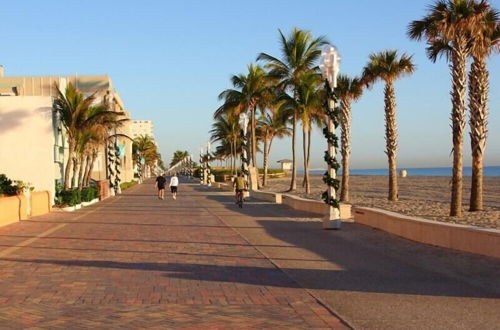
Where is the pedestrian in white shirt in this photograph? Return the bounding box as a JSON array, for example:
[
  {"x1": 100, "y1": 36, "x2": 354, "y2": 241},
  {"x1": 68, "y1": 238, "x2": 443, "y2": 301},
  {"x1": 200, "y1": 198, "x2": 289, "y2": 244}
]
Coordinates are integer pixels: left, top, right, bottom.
[{"x1": 169, "y1": 173, "x2": 179, "y2": 199}]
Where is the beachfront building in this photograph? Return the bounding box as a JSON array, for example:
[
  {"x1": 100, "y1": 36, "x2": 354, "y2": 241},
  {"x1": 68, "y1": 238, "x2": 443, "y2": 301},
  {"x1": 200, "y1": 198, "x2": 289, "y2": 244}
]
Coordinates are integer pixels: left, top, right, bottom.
[
  {"x1": 130, "y1": 120, "x2": 159, "y2": 178},
  {"x1": 130, "y1": 120, "x2": 155, "y2": 140},
  {"x1": 277, "y1": 159, "x2": 293, "y2": 172},
  {"x1": 0, "y1": 66, "x2": 134, "y2": 199}
]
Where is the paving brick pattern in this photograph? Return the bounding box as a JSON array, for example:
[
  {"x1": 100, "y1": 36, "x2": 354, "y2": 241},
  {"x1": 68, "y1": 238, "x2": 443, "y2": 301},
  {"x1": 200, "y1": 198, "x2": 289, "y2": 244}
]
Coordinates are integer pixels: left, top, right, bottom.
[{"x1": 0, "y1": 181, "x2": 346, "y2": 329}]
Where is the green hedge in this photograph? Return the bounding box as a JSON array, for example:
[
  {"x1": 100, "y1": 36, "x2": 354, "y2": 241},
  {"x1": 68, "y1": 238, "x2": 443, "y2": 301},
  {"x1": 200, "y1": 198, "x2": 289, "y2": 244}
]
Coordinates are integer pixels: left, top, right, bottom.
[
  {"x1": 81, "y1": 186, "x2": 98, "y2": 202},
  {"x1": 60, "y1": 189, "x2": 81, "y2": 206},
  {"x1": 120, "y1": 181, "x2": 138, "y2": 191}
]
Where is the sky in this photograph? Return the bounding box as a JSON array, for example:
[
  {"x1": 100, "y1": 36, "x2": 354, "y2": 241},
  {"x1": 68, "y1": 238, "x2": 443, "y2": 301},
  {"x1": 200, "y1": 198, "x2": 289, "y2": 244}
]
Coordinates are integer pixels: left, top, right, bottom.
[{"x1": 2, "y1": 0, "x2": 499, "y2": 170}]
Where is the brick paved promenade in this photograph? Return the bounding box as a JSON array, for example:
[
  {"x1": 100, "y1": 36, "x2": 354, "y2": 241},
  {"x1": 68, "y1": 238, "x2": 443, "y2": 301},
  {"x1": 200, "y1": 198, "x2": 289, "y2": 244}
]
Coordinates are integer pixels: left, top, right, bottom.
[
  {"x1": 0, "y1": 180, "x2": 346, "y2": 329},
  {"x1": 0, "y1": 179, "x2": 499, "y2": 329}
]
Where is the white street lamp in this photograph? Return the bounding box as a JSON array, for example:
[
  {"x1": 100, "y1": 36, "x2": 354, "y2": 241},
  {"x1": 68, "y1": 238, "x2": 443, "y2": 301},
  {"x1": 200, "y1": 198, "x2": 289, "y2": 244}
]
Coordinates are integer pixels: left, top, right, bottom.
[
  {"x1": 239, "y1": 113, "x2": 250, "y2": 197},
  {"x1": 206, "y1": 141, "x2": 212, "y2": 187},
  {"x1": 320, "y1": 44, "x2": 342, "y2": 230},
  {"x1": 200, "y1": 147, "x2": 205, "y2": 185}
]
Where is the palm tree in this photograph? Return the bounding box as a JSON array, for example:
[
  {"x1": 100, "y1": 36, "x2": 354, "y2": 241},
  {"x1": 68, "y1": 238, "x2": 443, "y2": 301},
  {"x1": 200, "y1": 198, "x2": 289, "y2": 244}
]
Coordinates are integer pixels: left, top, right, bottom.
[
  {"x1": 335, "y1": 74, "x2": 364, "y2": 202},
  {"x1": 170, "y1": 150, "x2": 189, "y2": 168},
  {"x1": 53, "y1": 82, "x2": 125, "y2": 190},
  {"x1": 468, "y1": 11, "x2": 499, "y2": 211},
  {"x1": 133, "y1": 135, "x2": 157, "y2": 179},
  {"x1": 296, "y1": 73, "x2": 324, "y2": 194},
  {"x1": 215, "y1": 64, "x2": 269, "y2": 169},
  {"x1": 408, "y1": 0, "x2": 491, "y2": 216},
  {"x1": 257, "y1": 28, "x2": 328, "y2": 191},
  {"x1": 210, "y1": 114, "x2": 241, "y2": 174},
  {"x1": 258, "y1": 109, "x2": 291, "y2": 186},
  {"x1": 362, "y1": 50, "x2": 415, "y2": 201}
]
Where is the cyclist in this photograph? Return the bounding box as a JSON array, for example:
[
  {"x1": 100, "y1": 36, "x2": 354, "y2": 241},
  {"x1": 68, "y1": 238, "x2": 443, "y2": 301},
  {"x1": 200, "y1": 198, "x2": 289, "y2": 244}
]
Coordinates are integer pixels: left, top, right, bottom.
[{"x1": 233, "y1": 172, "x2": 248, "y2": 206}]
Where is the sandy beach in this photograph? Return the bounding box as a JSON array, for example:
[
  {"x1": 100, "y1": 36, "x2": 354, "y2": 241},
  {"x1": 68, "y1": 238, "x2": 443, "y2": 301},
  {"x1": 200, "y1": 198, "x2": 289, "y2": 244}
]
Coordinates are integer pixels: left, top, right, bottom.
[{"x1": 261, "y1": 175, "x2": 500, "y2": 229}]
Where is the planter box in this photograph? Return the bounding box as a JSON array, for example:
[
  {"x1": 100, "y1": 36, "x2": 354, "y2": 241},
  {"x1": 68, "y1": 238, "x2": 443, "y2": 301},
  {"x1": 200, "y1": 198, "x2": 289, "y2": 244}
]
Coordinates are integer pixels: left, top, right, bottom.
[
  {"x1": 81, "y1": 201, "x2": 92, "y2": 207},
  {"x1": 74, "y1": 204, "x2": 82, "y2": 210},
  {"x1": 0, "y1": 195, "x2": 27, "y2": 226},
  {"x1": 30, "y1": 191, "x2": 51, "y2": 216}
]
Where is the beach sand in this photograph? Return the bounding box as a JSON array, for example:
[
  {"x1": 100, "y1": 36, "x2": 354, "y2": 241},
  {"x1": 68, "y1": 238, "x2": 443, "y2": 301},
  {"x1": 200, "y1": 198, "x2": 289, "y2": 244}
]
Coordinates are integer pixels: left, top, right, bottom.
[{"x1": 261, "y1": 175, "x2": 500, "y2": 229}]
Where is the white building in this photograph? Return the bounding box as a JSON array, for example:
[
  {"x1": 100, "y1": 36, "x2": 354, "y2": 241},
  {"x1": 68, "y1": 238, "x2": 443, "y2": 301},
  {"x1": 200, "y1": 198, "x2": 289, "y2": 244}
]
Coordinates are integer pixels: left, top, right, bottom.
[{"x1": 130, "y1": 120, "x2": 155, "y2": 140}]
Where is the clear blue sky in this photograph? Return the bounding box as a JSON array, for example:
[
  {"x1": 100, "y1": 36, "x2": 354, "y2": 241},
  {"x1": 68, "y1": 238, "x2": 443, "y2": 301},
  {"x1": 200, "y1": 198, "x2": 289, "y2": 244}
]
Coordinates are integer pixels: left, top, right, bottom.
[{"x1": 2, "y1": 0, "x2": 499, "y2": 169}]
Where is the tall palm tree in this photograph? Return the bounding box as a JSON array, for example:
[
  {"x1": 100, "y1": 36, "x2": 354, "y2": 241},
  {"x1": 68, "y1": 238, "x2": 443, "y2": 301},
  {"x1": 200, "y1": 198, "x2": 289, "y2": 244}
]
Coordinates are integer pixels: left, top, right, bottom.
[
  {"x1": 133, "y1": 135, "x2": 157, "y2": 179},
  {"x1": 210, "y1": 114, "x2": 241, "y2": 174},
  {"x1": 408, "y1": 0, "x2": 491, "y2": 216},
  {"x1": 215, "y1": 64, "x2": 269, "y2": 169},
  {"x1": 362, "y1": 50, "x2": 415, "y2": 201},
  {"x1": 468, "y1": 12, "x2": 499, "y2": 211},
  {"x1": 258, "y1": 109, "x2": 291, "y2": 186},
  {"x1": 296, "y1": 73, "x2": 324, "y2": 194},
  {"x1": 257, "y1": 28, "x2": 328, "y2": 191},
  {"x1": 335, "y1": 74, "x2": 364, "y2": 202},
  {"x1": 54, "y1": 82, "x2": 124, "y2": 190},
  {"x1": 170, "y1": 150, "x2": 189, "y2": 168}
]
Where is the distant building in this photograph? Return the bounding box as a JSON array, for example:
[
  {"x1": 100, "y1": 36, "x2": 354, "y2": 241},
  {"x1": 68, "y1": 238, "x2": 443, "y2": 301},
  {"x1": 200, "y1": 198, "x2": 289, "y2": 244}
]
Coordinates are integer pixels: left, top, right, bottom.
[
  {"x1": 130, "y1": 120, "x2": 155, "y2": 140},
  {"x1": 277, "y1": 159, "x2": 293, "y2": 171}
]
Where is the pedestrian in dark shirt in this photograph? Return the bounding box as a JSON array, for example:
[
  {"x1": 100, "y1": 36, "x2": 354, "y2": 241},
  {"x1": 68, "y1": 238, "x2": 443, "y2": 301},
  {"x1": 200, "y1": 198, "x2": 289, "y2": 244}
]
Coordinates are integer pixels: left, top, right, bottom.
[{"x1": 155, "y1": 174, "x2": 167, "y2": 200}]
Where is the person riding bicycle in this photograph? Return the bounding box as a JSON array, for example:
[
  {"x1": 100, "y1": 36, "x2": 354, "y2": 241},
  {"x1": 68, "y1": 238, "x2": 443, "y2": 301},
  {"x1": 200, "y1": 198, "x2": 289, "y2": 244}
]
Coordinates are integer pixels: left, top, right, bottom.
[{"x1": 233, "y1": 172, "x2": 248, "y2": 204}]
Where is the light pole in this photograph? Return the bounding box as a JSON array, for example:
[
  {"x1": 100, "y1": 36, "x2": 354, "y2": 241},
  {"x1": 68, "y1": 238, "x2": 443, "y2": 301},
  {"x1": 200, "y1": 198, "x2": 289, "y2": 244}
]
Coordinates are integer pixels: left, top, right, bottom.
[
  {"x1": 206, "y1": 141, "x2": 212, "y2": 187},
  {"x1": 239, "y1": 113, "x2": 250, "y2": 198},
  {"x1": 199, "y1": 147, "x2": 204, "y2": 185},
  {"x1": 320, "y1": 44, "x2": 342, "y2": 230}
]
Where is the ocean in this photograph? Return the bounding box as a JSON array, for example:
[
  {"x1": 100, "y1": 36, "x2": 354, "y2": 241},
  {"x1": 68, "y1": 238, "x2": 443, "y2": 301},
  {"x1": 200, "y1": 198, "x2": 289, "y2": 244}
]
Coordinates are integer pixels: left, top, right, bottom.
[{"x1": 302, "y1": 166, "x2": 500, "y2": 177}]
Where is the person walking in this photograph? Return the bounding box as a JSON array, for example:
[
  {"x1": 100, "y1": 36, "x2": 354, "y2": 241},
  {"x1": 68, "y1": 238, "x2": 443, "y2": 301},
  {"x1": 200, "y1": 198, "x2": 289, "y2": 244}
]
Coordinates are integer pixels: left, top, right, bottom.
[
  {"x1": 155, "y1": 173, "x2": 167, "y2": 200},
  {"x1": 169, "y1": 173, "x2": 179, "y2": 199}
]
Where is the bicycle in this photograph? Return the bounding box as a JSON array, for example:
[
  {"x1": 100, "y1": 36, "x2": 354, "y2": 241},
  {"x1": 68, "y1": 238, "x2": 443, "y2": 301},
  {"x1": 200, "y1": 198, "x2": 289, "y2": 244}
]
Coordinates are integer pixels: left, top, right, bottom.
[{"x1": 236, "y1": 189, "x2": 244, "y2": 208}]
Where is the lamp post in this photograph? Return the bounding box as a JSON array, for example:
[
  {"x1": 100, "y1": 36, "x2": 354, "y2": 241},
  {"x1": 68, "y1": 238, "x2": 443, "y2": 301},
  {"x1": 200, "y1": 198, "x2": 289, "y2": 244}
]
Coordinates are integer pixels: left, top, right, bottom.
[
  {"x1": 239, "y1": 113, "x2": 250, "y2": 198},
  {"x1": 188, "y1": 155, "x2": 192, "y2": 178},
  {"x1": 199, "y1": 147, "x2": 204, "y2": 185},
  {"x1": 320, "y1": 44, "x2": 342, "y2": 230},
  {"x1": 206, "y1": 141, "x2": 212, "y2": 187}
]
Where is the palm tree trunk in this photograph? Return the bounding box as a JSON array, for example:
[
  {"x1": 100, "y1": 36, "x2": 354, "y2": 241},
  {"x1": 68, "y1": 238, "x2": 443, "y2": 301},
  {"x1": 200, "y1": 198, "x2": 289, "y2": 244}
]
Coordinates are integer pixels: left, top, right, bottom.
[
  {"x1": 384, "y1": 82, "x2": 398, "y2": 201},
  {"x1": 468, "y1": 56, "x2": 488, "y2": 211},
  {"x1": 251, "y1": 106, "x2": 257, "y2": 167},
  {"x1": 77, "y1": 154, "x2": 85, "y2": 190},
  {"x1": 71, "y1": 156, "x2": 79, "y2": 189},
  {"x1": 450, "y1": 40, "x2": 468, "y2": 217},
  {"x1": 86, "y1": 152, "x2": 98, "y2": 186},
  {"x1": 263, "y1": 134, "x2": 269, "y2": 187},
  {"x1": 340, "y1": 99, "x2": 352, "y2": 202},
  {"x1": 289, "y1": 110, "x2": 297, "y2": 191},
  {"x1": 82, "y1": 154, "x2": 91, "y2": 187},
  {"x1": 63, "y1": 139, "x2": 75, "y2": 190},
  {"x1": 302, "y1": 127, "x2": 310, "y2": 194}
]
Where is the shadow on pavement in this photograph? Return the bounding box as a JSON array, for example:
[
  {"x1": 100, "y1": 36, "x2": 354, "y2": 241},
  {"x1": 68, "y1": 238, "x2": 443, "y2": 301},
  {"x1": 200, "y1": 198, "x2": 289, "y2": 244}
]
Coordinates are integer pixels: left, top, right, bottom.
[{"x1": 192, "y1": 183, "x2": 500, "y2": 300}]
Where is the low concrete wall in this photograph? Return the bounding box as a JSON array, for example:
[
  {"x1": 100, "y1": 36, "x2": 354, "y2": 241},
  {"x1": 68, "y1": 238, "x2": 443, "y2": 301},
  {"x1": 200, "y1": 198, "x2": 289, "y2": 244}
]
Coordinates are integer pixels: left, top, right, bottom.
[
  {"x1": 281, "y1": 194, "x2": 351, "y2": 220},
  {"x1": 210, "y1": 184, "x2": 351, "y2": 220},
  {"x1": 353, "y1": 206, "x2": 500, "y2": 259},
  {"x1": 0, "y1": 195, "x2": 26, "y2": 226},
  {"x1": 251, "y1": 190, "x2": 282, "y2": 204},
  {"x1": 31, "y1": 191, "x2": 52, "y2": 216}
]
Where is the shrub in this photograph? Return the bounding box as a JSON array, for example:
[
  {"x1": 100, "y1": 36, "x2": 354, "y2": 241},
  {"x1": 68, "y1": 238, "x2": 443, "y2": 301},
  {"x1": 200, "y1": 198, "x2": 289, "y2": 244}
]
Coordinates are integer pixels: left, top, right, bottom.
[
  {"x1": 60, "y1": 189, "x2": 81, "y2": 206},
  {"x1": 0, "y1": 174, "x2": 32, "y2": 195},
  {"x1": 81, "y1": 187, "x2": 94, "y2": 202},
  {"x1": 258, "y1": 168, "x2": 284, "y2": 174},
  {"x1": 120, "y1": 181, "x2": 137, "y2": 191}
]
